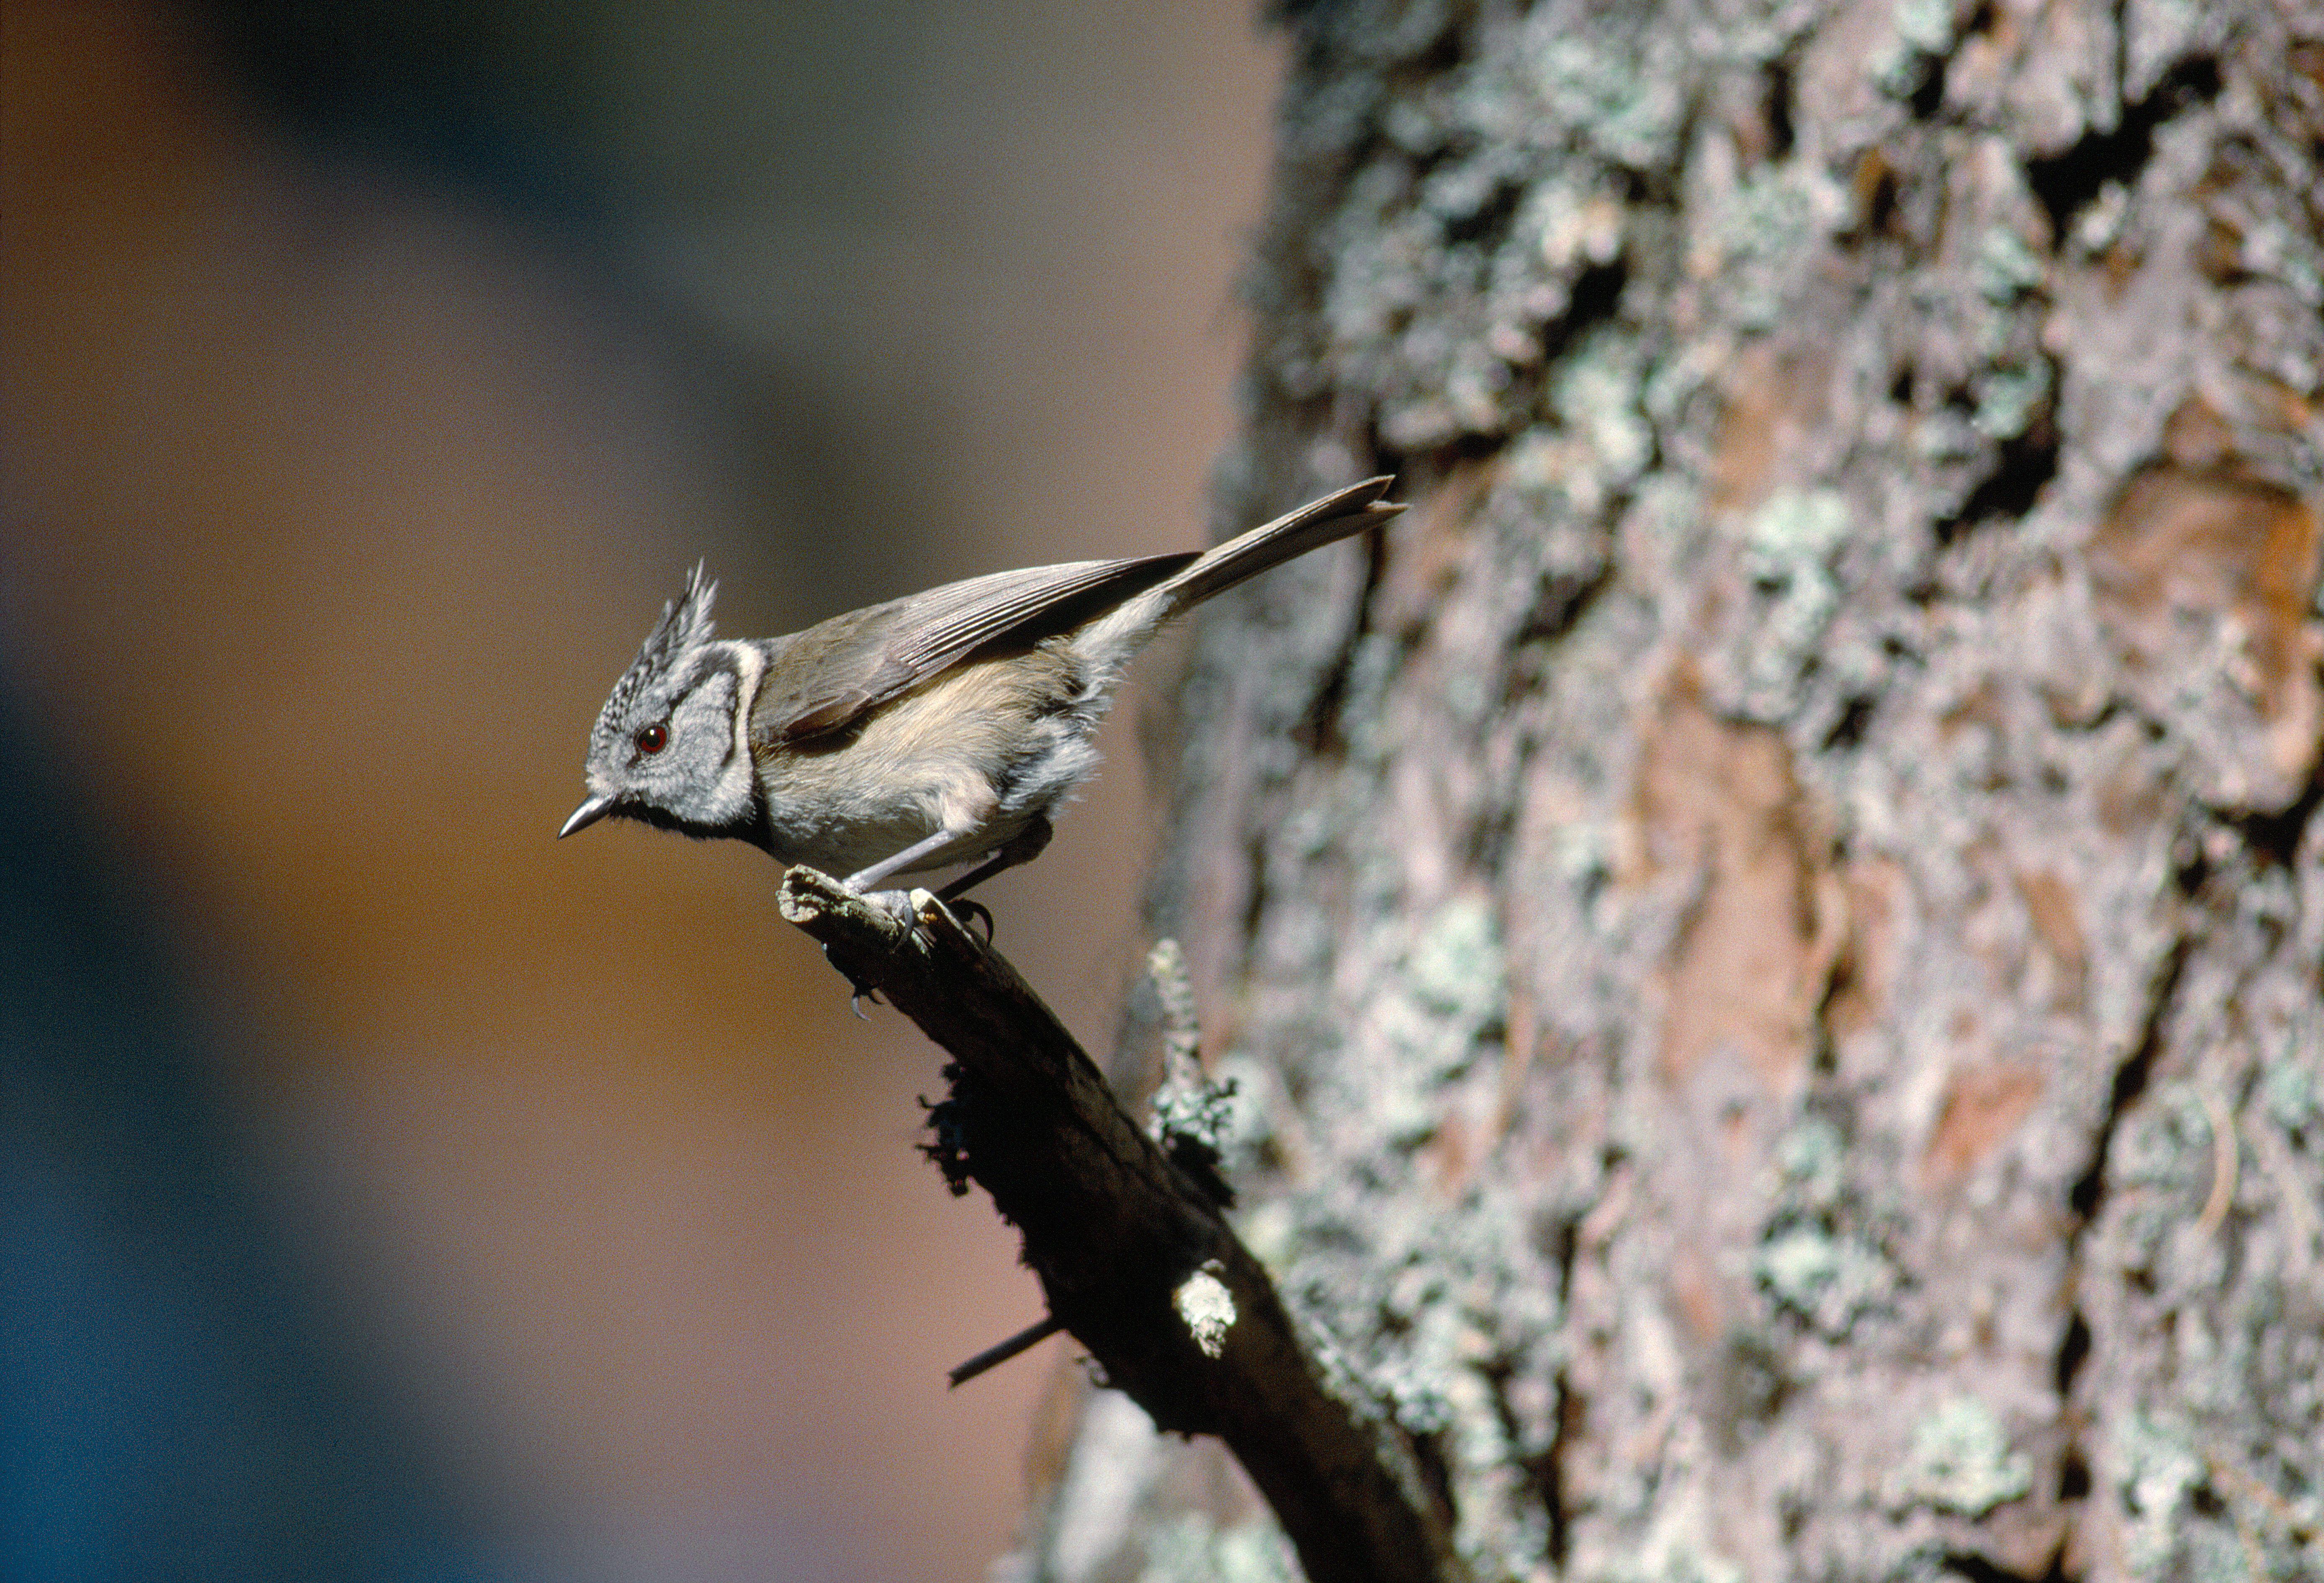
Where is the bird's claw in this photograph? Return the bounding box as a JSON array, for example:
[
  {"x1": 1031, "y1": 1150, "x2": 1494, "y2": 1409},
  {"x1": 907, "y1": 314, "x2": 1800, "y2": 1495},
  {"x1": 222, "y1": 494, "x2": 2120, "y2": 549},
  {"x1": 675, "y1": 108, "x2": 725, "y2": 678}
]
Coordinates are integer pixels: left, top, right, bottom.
[
  {"x1": 949, "y1": 897, "x2": 996, "y2": 944},
  {"x1": 822, "y1": 943, "x2": 885, "y2": 1017}
]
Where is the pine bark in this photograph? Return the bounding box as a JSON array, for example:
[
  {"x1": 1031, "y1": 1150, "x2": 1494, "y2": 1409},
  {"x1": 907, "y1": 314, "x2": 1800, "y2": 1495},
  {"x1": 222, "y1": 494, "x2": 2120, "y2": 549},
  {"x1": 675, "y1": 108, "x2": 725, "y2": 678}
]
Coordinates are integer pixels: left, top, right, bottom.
[{"x1": 1011, "y1": 3, "x2": 2324, "y2": 1579}]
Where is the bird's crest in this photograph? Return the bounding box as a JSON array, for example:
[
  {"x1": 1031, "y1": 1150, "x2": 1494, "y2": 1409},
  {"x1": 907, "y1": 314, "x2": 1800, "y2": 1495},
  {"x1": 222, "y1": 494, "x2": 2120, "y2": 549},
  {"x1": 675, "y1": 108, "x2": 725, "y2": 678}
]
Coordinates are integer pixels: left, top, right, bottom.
[{"x1": 589, "y1": 563, "x2": 717, "y2": 759}]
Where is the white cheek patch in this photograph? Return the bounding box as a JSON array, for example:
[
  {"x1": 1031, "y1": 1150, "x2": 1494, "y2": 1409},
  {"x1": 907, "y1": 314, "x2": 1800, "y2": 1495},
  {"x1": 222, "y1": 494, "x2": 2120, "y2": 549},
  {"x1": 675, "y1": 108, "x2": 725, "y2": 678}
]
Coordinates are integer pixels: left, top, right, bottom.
[
  {"x1": 728, "y1": 645, "x2": 764, "y2": 766},
  {"x1": 698, "y1": 644, "x2": 767, "y2": 825}
]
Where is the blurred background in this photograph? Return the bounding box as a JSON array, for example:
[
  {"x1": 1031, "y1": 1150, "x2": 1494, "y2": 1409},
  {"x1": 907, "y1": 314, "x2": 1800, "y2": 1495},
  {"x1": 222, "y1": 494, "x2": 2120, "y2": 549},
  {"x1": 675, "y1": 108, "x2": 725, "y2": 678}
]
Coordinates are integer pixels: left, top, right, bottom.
[{"x1": 2, "y1": 1, "x2": 1279, "y2": 1577}]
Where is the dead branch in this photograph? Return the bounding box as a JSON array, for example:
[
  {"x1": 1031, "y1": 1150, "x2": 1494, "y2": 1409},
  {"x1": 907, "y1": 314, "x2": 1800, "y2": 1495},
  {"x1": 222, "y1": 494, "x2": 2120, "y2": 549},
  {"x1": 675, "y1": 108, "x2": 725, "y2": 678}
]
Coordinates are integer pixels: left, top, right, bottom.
[{"x1": 776, "y1": 868, "x2": 1467, "y2": 1583}]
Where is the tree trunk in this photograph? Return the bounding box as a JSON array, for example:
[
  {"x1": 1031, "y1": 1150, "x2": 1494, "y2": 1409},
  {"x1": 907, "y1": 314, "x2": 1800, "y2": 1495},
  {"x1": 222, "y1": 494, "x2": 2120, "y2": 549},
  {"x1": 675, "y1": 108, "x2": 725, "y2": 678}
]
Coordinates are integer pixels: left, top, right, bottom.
[{"x1": 1007, "y1": 3, "x2": 2324, "y2": 1579}]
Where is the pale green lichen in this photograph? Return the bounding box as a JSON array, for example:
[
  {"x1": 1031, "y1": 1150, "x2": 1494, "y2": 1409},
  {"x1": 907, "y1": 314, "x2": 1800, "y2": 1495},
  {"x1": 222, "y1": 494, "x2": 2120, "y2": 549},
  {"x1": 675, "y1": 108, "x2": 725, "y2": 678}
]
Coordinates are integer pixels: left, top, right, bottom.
[
  {"x1": 1444, "y1": 654, "x2": 1498, "y2": 727},
  {"x1": 1549, "y1": 815, "x2": 1615, "y2": 888},
  {"x1": 1525, "y1": 30, "x2": 1687, "y2": 171},
  {"x1": 1744, "y1": 487, "x2": 1852, "y2": 573},
  {"x1": 1277, "y1": 800, "x2": 1339, "y2": 862},
  {"x1": 1876, "y1": 0, "x2": 1958, "y2": 97},
  {"x1": 1975, "y1": 225, "x2": 2047, "y2": 304},
  {"x1": 2103, "y1": 1083, "x2": 2221, "y2": 1260},
  {"x1": 1892, "y1": 0, "x2": 1956, "y2": 54},
  {"x1": 1736, "y1": 487, "x2": 1853, "y2": 715},
  {"x1": 1146, "y1": 938, "x2": 1200, "y2": 1068},
  {"x1": 1912, "y1": 407, "x2": 1983, "y2": 463},
  {"x1": 2070, "y1": 180, "x2": 2131, "y2": 255},
  {"x1": 1531, "y1": 180, "x2": 1626, "y2": 274},
  {"x1": 1280, "y1": 1170, "x2": 1568, "y2": 1579},
  {"x1": 1233, "y1": 1196, "x2": 1297, "y2": 1275},
  {"x1": 1704, "y1": 167, "x2": 1843, "y2": 329},
  {"x1": 1970, "y1": 361, "x2": 2051, "y2": 441},
  {"x1": 1173, "y1": 1263, "x2": 1236, "y2": 1358},
  {"x1": 2124, "y1": 0, "x2": 2223, "y2": 98},
  {"x1": 1139, "y1": 1512, "x2": 1300, "y2": 1583},
  {"x1": 1771, "y1": 1115, "x2": 1849, "y2": 1212},
  {"x1": 1309, "y1": 4, "x2": 1689, "y2": 453},
  {"x1": 1343, "y1": 894, "x2": 1510, "y2": 1127},
  {"x1": 1553, "y1": 331, "x2": 1654, "y2": 492},
  {"x1": 1407, "y1": 895, "x2": 1508, "y2": 1029},
  {"x1": 2110, "y1": 1410, "x2": 2208, "y2": 1577},
  {"x1": 1754, "y1": 1226, "x2": 1895, "y2": 1338},
  {"x1": 1436, "y1": 1357, "x2": 1554, "y2": 1570},
  {"x1": 1590, "y1": 1485, "x2": 1747, "y2": 1583},
  {"x1": 2239, "y1": 216, "x2": 2324, "y2": 305},
  {"x1": 1145, "y1": 937, "x2": 1244, "y2": 1161},
  {"x1": 1886, "y1": 1396, "x2": 2033, "y2": 1517},
  {"x1": 2260, "y1": 1055, "x2": 2319, "y2": 1134},
  {"x1": 2118, "y1": 1082, "x2": 2219, "y2": 1193}
]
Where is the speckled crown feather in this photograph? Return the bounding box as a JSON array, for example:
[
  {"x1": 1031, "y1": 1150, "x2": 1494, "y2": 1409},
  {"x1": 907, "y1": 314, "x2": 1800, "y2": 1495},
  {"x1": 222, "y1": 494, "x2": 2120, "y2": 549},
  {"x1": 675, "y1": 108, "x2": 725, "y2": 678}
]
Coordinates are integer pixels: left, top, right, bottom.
[{"x1": 589, "y1": 563, "x2": 716, "y2": 760}]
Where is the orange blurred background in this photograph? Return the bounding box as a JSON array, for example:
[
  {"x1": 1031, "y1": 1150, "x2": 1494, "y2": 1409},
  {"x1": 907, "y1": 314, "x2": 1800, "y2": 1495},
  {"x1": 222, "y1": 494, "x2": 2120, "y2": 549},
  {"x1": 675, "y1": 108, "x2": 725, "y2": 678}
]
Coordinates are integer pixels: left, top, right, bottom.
[{"x1": 2, "y1": 1, "x2": 1277, "y2": 1575}]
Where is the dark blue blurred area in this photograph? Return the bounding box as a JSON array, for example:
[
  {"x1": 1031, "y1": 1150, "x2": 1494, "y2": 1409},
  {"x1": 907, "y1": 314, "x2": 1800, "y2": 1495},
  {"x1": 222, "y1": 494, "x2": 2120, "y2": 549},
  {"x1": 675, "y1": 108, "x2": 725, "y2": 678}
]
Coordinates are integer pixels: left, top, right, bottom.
[
  {"x1": 197, "y1": 0, "x2": 607, "y2": 230},
  {"x1": 5, "y1": 0, "x2": 1277, "y2": 1573},
  {"x1": 0, "y1": 690, "x2": 485, "y2": 1581},
  {"x1": 5, "y1": 7, "x2": 579, "y2": 1570}
]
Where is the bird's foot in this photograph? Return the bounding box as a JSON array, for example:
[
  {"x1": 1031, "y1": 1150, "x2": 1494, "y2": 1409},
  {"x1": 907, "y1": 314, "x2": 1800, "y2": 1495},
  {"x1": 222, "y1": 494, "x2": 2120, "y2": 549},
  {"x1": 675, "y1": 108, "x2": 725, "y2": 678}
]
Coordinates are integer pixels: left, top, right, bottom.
[{"x1": 852, "y1": 887, "x2": 919, "y2": 925}]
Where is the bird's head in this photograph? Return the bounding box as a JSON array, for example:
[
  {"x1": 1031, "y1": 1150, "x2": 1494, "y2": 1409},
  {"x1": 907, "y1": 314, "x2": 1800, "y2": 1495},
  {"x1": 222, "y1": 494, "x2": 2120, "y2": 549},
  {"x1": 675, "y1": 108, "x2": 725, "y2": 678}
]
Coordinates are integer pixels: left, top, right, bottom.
[{"x1": 561, "y1": 565, "x2": 764, "y2": 843}]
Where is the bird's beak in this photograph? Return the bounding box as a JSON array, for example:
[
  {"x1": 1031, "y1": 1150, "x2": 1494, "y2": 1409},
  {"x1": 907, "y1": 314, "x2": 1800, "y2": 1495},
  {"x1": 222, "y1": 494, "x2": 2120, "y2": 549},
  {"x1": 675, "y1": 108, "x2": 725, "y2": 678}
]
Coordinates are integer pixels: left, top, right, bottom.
[{"x1": 558, "y1": 792, "x2": 618, "y2": 839}]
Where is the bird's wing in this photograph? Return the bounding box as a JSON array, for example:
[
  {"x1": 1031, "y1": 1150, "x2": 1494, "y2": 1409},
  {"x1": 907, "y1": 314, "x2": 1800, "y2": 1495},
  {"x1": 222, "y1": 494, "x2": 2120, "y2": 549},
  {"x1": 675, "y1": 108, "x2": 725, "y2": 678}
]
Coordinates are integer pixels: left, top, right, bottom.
[{"x1": 751, "y1": 552, "x2": 1196, "y2": 744}]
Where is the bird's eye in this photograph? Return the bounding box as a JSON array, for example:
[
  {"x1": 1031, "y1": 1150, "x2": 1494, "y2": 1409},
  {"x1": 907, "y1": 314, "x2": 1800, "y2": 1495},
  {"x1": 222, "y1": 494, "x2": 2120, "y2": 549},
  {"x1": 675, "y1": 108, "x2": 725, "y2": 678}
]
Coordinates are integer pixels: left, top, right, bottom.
[{"x1": 636, "y1": 724, "x2": 669, "y2": 755}]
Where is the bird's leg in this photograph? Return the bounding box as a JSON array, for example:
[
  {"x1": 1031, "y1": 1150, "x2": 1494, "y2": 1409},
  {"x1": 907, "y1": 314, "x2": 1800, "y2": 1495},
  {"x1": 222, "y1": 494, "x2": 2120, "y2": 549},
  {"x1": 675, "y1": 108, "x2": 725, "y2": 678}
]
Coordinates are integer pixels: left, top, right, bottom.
[
  {"x1": 843, "y1": 828, "x2": 963, "y2": 894},
  {"x1": 937, "y1": 814, "x2": 1054, "y2": 902},
  {"x1": 835, "y1": 814, "x2": 1052, "y2": 938}
]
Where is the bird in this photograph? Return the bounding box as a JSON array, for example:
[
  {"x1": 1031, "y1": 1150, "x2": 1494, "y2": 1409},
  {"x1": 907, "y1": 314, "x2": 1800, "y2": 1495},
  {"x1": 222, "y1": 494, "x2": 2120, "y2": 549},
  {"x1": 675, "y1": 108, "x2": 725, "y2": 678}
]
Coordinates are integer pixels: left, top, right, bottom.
[{"x1": 558, "y1": 476, "x2": 1403, "y2": 907}]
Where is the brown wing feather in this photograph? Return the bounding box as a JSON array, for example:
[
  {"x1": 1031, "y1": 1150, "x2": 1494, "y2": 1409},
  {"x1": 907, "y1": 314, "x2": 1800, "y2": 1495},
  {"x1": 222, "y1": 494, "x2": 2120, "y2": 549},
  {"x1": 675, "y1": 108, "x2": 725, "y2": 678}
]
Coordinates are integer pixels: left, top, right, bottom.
[{"x1": 751, "y1": 552, "x2": 1196, "y2": 745}]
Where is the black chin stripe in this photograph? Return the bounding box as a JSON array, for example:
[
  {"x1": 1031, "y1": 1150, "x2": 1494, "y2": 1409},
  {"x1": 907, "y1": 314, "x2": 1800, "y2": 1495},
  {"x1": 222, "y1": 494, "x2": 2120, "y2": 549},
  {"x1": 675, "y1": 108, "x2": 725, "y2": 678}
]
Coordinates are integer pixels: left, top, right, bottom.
[{"x1": 619, "y1": 797, "x2": 761, "y2": 846}]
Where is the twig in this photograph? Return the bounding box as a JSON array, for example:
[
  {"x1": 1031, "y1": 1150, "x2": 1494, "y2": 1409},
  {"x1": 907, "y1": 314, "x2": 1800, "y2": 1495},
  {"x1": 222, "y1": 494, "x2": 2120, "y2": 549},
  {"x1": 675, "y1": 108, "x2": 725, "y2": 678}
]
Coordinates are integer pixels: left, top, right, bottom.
[
  {"x1": 777, "y1": 869, "x2": 1470, "y2": 1583},
  {"x1": 949, "y1": 1315, "x2": 1066, "y2": 1387},
  {"x1": 2195, "y1": 1089, "x2": 2238, "y2": 1241}
]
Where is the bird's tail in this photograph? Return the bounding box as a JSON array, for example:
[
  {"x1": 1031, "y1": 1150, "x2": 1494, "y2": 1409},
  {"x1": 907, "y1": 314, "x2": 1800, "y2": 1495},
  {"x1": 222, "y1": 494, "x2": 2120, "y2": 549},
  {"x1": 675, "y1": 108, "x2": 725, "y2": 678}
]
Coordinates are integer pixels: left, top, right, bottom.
[
  {"x1": 1068, "y1": 476, "x2": 1404, "y2": 674},
  {"x1": 1156, "y1": 475, "x2": 1403, "y2": 617}
]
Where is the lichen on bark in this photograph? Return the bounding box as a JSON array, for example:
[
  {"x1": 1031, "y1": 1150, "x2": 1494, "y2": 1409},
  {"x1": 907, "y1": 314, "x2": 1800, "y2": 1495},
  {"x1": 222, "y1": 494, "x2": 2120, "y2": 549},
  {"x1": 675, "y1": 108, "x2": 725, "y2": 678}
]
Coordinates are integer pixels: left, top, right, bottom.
[{"x1": 1006, "y1": 3, "x2": 2324, "y2": 1580}]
